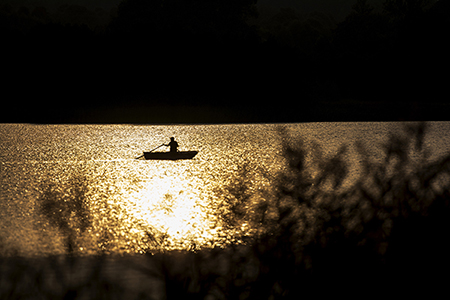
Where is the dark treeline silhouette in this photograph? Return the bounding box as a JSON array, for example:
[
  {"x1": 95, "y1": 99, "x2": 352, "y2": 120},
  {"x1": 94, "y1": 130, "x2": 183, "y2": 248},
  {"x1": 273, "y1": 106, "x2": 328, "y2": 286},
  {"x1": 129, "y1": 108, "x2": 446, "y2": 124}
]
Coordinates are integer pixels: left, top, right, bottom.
[{"x1": 2, "y1": 0, "x2": 449, "y2": 123}]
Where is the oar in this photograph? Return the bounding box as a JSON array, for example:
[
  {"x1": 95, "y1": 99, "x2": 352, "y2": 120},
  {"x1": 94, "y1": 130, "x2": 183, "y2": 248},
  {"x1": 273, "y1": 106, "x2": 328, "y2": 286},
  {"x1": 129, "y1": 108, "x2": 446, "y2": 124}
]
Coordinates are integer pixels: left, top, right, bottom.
[
  {"x1": 135, "y1": 143, "x2": 165, "y2": 159},
  {"x1": 149, "y1": 143, "x2": 166, "y2": 152}
]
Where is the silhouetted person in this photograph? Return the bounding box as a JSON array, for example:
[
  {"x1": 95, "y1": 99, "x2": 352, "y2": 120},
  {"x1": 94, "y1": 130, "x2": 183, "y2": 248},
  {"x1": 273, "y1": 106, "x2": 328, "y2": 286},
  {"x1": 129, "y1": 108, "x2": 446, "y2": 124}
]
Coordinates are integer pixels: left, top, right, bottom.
[{"x1": 166, "y1": 137, "x2": 179, "y2": 153}]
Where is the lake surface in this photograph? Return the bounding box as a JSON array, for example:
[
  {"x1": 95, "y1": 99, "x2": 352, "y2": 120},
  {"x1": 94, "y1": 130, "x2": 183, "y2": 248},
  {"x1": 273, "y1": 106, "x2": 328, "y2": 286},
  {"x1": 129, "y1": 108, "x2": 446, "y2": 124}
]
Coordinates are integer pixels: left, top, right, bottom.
[{"x1": 1, "y1": 122, "x2": 450, "y2": 256}]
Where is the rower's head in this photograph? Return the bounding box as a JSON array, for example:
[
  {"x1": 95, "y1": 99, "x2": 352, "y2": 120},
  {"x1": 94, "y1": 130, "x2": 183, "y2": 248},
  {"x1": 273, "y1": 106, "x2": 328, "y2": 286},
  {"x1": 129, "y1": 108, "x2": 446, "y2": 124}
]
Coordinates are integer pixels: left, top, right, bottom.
[{"x1": 170, "y1": 137, "x2": 175, "y2": 141}]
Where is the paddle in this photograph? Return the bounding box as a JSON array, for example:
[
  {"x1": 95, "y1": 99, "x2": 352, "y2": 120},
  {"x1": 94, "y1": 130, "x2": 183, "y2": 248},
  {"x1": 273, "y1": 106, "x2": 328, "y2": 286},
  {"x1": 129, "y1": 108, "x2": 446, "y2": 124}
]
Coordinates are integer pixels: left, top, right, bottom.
[
  {"x1": 149, "y1": 143, "x2": 166, "y2": 152},
  {"x1": 135, "y1": 143, "x2": 166, "y2": 159}
]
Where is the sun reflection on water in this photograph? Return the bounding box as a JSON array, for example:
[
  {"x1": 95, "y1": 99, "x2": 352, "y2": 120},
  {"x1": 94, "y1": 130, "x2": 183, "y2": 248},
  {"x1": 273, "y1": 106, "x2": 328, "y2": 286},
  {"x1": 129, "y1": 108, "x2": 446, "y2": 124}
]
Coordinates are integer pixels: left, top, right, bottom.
[
  {"x1": 70, "y1": 155, "x2": 240, "y2": 254},
  {"x1": 123, "y1": 174, "x2": 222, "y2": 251}
]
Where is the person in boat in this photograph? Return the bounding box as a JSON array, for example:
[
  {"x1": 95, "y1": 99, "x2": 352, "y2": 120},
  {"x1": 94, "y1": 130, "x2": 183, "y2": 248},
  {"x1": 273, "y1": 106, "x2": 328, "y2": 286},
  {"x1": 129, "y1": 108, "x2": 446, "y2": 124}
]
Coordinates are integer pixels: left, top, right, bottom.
[{"x1": 165, "y1": 137, "x2": 179, "y2": 153}]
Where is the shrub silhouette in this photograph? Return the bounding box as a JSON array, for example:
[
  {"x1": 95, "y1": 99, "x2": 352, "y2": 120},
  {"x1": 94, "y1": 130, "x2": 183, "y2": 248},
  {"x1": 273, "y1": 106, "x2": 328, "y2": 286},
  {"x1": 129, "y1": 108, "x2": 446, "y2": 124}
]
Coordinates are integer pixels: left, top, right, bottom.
[
  {"x1": 242, "y1": 122, "x2": 450, "y2": 297},
  {"x1": 38, "y1": 172, "x2": 164, "y2": 255},
  {"x1": 40, "y1": 175, "x2": 92, "y2": 254}
]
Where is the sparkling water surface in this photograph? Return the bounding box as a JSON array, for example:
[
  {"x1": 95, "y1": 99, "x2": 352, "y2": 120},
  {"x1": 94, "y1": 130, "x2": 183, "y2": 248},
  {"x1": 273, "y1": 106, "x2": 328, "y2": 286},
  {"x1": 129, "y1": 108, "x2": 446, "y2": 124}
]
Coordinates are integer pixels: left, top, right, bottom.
[{"x1": 1, "y1": 122, "x2": 450, "y2": 256}]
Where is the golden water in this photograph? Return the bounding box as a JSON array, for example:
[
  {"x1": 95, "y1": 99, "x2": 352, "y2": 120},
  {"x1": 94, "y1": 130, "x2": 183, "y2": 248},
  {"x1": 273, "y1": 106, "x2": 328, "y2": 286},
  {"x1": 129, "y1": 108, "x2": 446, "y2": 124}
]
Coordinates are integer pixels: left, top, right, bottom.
[{"x1": 1, "y1": 122, "x2": 450, "y2": 256}]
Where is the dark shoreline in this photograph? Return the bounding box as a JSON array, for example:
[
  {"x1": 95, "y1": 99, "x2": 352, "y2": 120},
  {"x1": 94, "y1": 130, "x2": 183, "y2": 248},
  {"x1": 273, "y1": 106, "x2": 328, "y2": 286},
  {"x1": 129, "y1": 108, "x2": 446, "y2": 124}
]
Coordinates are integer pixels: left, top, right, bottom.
[{"x1": 6, "y1": 100, "x2": 450, "y2": 124}]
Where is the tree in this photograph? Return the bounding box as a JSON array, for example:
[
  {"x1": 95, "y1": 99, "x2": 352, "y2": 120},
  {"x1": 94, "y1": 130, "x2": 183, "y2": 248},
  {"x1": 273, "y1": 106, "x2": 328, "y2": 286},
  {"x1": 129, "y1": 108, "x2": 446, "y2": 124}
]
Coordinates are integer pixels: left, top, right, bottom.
[
  {"x1": 383, "y1": 0, "x2": 436, "y2": 18},
  {"x1": 352, "y1": 0, "x2": 374, "y2": 15},
  {"x1": 108, "y1": 0, "x2": 258, "y2": 43}
]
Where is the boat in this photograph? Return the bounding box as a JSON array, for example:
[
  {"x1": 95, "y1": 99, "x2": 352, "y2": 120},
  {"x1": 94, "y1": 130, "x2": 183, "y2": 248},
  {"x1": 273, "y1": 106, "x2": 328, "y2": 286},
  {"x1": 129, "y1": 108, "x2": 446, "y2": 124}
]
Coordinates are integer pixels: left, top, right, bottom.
[{"x1": 143, "y1": 151, "x2": 198, "y2": 160}]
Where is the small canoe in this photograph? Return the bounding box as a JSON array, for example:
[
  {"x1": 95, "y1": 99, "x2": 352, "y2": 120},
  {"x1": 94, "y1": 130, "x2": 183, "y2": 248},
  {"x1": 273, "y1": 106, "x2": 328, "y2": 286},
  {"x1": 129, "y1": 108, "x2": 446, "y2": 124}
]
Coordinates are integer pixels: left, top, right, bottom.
[{"x1": 143, "y1": 151, "x2": 198, "y2": 160}]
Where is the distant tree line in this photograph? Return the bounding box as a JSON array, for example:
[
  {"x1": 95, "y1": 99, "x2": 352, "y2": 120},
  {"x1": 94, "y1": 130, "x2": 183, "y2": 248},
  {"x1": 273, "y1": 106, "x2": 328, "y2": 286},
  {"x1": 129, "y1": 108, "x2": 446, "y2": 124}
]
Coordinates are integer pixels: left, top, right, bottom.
[{"x1": 2, "y1": 0, "x2": 448, "y2": 122}]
